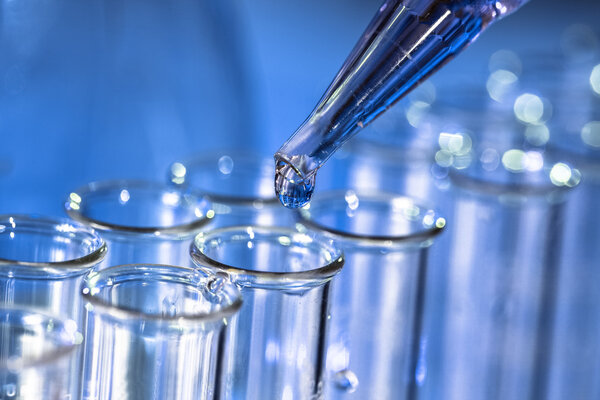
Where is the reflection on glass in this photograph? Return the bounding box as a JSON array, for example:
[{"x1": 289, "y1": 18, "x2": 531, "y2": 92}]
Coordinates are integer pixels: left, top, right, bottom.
[
  {"x1": 190, "y1": 226, "x2": 343, "y2": 399},
  {"x1": 0, "y1": 307, "x2": 80, "y2": 400}
]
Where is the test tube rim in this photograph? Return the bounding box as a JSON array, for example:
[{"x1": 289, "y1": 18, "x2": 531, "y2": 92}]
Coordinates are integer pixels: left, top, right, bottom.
[
  {"x1": 0, "y1": 306, "x2": 79, "y2": 371},
  {"x1": 65, "y1": 180, "x2": 213, "y2": 238},
  {"x1": 0, "y1": 214, "x2": 107, "y2": 277},
  {"x1": 447, "y1": 150, "x2": 580, "y2": 198},
  {"x1": 168, "y1": 150, "x2": 280, "y2": 206},
  {"x1": 297, "y1": 190, "x2": 445, "y2": 248},
  {"x1": 81, "y1": 263, "x2": 243, "y2": 324},
  {"x1": 190, "y1": 225, "x2": 344, "y2": 291}
]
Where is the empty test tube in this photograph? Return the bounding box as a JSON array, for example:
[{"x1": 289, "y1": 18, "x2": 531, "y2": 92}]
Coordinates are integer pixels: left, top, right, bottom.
[
  {"x1": 81, "y1": 264, "x2": 242, "y2": 400},
  {"x1": 65, "y1": 180, "x2": 212, "y2": 268},
  {"x1": 297, "y1": 191, "x2": 445, "y2": 399},
  {"x1": 190, "y1": 226, "x2": 344, "y2": 399},
  {"x1": 0, "y1": 307, "x2": 80, "y2": 399},
  {"x1": 0, "y1": 214, "x2": 106, "y2": 399},
  {"x1": 432, "y1": 148, "x2": 580, "y2": 400},
  {"x1": 169, "y1": 151, "x2": 295, "y2": 227}
]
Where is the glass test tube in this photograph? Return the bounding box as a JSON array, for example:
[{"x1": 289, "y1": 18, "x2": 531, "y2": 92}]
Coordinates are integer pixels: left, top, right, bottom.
[
  {"x1": 297, "y1": 191, "x2": 445, "y2": 399},
  {"x1": 168, "y1": 150, "x2": 294, "y2": 227},
  {"x1": 65, "y1": 180, "x2": 212, "y2": 268},
  {"x1": 432, "y1": 149, "x2": 580, "y2": 400},
  {"x1": 190, "y1": 226, "x2": 344, "y2": 399},
  {"x1": 0, "y1": 214, "x2": 106, "y2": 399},
  {"x1": 0, "y1": 307, "x2": 80, "y2": 399},
  {"x1": 81, "y1": 264, "x2": 242, "y2": 400},
  {"x1": 541, "y1": 56, "x2": 600, "y2": 400}
]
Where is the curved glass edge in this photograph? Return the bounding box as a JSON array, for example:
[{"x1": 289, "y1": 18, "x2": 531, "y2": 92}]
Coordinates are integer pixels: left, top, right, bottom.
[
  {"x1": 0, "y1": 306, "x2": 79, "y2": 371},
  {"x1": 190, "y1": 225, "x2": 344, "y2": 291},
  {"x1": 65, "y1": 180, "x2": 214, "y2": 239},
  {"x1": 297, "y1": 191, "x2": 445, "y2": 251},
  {"x1": 167, "y1": 149, "x2": 280, "y2": 206},
  {"x1": 82, "y1": 264, "x2": 243, "y2": 327},
  {"x1": 0, "y1": 214, "x2": 107, "y2": 279}
]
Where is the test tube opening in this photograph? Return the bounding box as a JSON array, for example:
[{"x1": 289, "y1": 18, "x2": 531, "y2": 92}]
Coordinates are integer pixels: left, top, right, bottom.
[
  {"x1": 0, "y1": 215, "x2": 106, "y2": 278},
  {"x1": 82, "y1": 264, "x2": 242, "y2": 327},
  {"x1": 168, "y1": 150, "x2": 278, "y2": 206},
  {"x1": 65, "y1": 180, "x2": 213, "y2": 237},
  {"x1": 191, "y1": 225, "x2": 344, "y2": 291}
]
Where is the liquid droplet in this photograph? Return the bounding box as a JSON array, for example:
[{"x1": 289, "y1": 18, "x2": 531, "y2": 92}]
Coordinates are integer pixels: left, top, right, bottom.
[
  {"x1": 274, "y1": 160, "x2": 316, "y2": 209},
  {"x1": 333, "y1": 369, "x2": 359, "y2": 393}
]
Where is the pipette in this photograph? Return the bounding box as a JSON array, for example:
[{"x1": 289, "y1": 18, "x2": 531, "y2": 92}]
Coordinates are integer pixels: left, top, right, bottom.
[{"x1": 274, "y1": 0, "x2": 530, "y2": 208}]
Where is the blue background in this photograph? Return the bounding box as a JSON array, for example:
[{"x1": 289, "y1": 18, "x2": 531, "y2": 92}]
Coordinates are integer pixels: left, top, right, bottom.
[{"x1": 0, "y1": 0, "x2": 598, "y2": 217}]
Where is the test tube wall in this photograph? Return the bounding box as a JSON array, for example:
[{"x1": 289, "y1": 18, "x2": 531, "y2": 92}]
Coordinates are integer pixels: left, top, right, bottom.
[
  {"x1": 191, "y1": 226, "x2": 343, "y2": 399},
  {"x1": 0, "y1": 214, "x2": 106, "y2": 399},
  {"x1": 432, "y1": 149, "x2": 579, "y2": 400},
  {"x1": 81, "y1": 264, "x2": 242, "y2": 400},
  {"x1": 0, "y1": 307, "x2": 80, "y2": 399},
  {"x1": 298, "y1": 191, "x2": 445, "y2": 399}
]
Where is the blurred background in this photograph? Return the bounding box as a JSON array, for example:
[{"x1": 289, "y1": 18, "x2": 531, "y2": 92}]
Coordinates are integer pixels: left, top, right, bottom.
[{"x1": 1, "y1": 1, "x2": 600, "y2": 398}]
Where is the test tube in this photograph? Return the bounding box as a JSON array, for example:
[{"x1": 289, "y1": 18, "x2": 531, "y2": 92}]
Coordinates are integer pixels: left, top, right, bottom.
[
  {"x1": 432, "y1": 148, "x2": 580, "y2": 400},
  {"x1": 65, "y1": 180, "x2": 212, "y2": 268},
  {"x1": 190, "y1": 225, "x2": 344, "y2": 399},
  {"x1": 0, "y1": 214, "x2": 106, "y2": 399},
  {"x1": 168, "y1": 151, "x2": 294, "y2": 227},
  {"x1": 81, "y1": 264, "x2": 242, "y2": 400},
  {"x1": 0, "y1": 307, "x2": 80, "y2": 399},
  {"x1": 296, "y1": 191, "x2": 445, "y2": 399}
]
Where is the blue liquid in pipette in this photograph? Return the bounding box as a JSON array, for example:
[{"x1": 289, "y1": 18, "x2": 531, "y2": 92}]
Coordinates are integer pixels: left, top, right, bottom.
[
  {"x1": 275, "y1": 0, "x2": 529, "y2": 208},
  {"x1": 275, "y1": 158, "x2": 315, "y2": 208}
]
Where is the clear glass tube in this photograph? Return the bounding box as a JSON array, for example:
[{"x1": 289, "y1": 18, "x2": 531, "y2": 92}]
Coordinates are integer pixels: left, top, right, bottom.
[
  {"x1": 0, "y1": 307, "x2": 80, "y2": 399},
  {"x1": 190, "y1": 226, "x2": 344, "y2": 399},
  {"x1": 274, "y1": 0, "x2": 530, "y2": 208},
  {"x1": 65, "y1": 180, "x2": 213, "y2": 268},
  {"x1": 297, "y1": 191, "x2": 445, "y2": 399},
  {"x1": 80, "y1": 263, "x2": 242, "y2": 400},
  {"x1": 430, "y1": 148, "x2": 580, "y2": 400},
  {"x1": 0, "y1": 214, "x2": 106, "y2": 399},
  {"x1": 535, "y1": 55, "x2": 600, "y2": 399},
  {"x1": 168, "y1": 150, "x2": 295, "y2": 227}
]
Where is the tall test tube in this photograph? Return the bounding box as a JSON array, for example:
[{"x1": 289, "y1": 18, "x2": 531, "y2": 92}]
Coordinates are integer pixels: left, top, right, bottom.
[
  {"x1": 190, "y1": 226, "x2": 344, "y2": 399},
  {"x1": 297, "y1": 191, "x2": 445, "y2": 399},
  {"x1": 81, "y1": 264, "x2": 242, "y2": 400},
  {"x1": 432, "y1": 148, "x2": 580, "y2": 400},
  {"x1": 0, "y1": 307, "x2": 80, "y2": 399},
  {"x1": 65, "y1": 180, "x2": 212, "y2": 268},
  {"x1": 168, "y1": 151, "x2": 294, "y2": 227},
  {"x1": 0, "y1": 214, "x2": 106, "y2": 399}
]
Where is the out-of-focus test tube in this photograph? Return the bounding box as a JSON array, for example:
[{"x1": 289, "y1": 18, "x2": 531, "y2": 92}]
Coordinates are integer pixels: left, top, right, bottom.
[
  {"x1": 65, "y1": 180, "x2": 212, "y2": 268},
  {"x1": 432, "y1": 148, "x2": 579, "y2": 400},
  {"x1": 0, "y1": 307, "x2": 80, "y2": 399},
  {"x1": 540, "y1": 53, "x2": 600, "y2": 399},
  {"x1": 168, "y1": 151, "x2": 294, "y2": 227},
  {"x1": 297, "y1": 191, "x2": 445, "y2": 399},
  {"x1": 81, "y1": 264, "x2": 242, "y2": 400},
  {"x1": 0, "y1": 214, "x2": 106, "y2": 399},
  {"x1": 190, "y1": 226, "x2": 343, "y2": 399}
]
